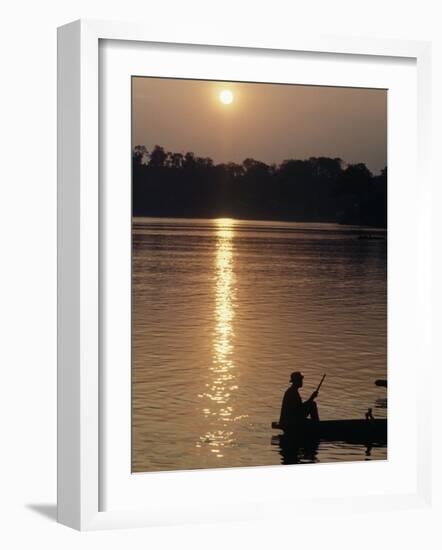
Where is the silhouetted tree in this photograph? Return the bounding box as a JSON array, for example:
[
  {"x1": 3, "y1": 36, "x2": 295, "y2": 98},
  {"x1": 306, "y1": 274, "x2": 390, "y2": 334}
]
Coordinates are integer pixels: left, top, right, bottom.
[
  {"x1": 133, "y1": 145, "x2": 149, "y2": 165},
  {"x1": 149, "y1": 145, "x2": 167, "y2": 168}
]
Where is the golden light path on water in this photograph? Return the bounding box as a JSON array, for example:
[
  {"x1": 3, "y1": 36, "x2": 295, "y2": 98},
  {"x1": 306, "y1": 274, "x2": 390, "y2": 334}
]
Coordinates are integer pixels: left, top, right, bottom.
[{"x1": 197, "y1": 218, "x2": 245, "y2": 458}]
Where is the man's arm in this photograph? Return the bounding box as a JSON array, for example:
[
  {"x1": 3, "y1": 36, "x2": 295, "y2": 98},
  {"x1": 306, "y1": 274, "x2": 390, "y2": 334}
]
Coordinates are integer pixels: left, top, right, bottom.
[{"x1": 304, "y1": 390, "x2": 318, "y2": 404}]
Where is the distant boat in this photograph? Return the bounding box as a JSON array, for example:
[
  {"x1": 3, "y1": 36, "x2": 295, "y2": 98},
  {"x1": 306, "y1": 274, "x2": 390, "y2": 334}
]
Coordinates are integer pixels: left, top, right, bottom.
[
  {"x1": 271, "y1": 419, "x2": 387, "y2": 444},
  {"x1": 358, "y1": 233, "x2": 386, "y2": 241}
]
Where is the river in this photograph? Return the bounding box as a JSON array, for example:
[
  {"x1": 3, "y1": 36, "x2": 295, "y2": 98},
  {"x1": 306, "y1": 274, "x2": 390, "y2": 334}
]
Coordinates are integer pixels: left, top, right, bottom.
[{"x1": 132, "y1": 217, "x2": 387, "y2": 472}]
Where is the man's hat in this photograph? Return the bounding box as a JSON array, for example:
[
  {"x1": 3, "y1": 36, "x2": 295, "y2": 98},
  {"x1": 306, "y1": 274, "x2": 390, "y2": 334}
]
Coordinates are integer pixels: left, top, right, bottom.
[{"x1": 290, "y1": 371, "x2": 303, "y2": 383}]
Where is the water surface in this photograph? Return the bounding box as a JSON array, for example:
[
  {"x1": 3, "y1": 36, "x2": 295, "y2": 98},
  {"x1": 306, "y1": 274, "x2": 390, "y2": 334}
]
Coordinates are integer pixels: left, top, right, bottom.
[{"x1": 132, "y1": 217, "x2": 387, "y2": 472}]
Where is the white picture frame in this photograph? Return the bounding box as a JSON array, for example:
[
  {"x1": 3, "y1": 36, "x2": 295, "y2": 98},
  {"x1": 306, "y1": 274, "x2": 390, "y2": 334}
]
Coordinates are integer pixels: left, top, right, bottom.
[{"x1": 57, "y1": 19, "x2": 432, "y2": 531}]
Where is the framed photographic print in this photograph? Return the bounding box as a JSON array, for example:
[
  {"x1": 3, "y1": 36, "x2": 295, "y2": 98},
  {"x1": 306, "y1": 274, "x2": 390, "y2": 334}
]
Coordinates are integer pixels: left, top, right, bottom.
[{"x1": 57, "y1": 20, "x2": 432, "y2": 530}]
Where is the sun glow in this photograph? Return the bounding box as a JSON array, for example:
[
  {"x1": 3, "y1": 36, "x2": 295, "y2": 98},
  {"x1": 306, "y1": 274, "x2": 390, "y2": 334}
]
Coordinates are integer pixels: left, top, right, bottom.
[{"x1": 219, "y1": 89, "x2": 234, "y2": 105}]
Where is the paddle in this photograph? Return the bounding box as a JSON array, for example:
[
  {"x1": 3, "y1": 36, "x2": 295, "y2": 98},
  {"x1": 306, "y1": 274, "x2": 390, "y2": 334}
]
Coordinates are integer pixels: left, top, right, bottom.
[{"x1": 316, "y1": 373, "x2": 326, "y2": 393}]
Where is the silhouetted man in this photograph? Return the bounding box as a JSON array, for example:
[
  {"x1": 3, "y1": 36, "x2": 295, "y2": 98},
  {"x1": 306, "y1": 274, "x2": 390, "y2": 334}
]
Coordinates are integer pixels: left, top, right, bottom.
[{"x1": 279, "y1": 371, "x2": 320, "y2": 431}]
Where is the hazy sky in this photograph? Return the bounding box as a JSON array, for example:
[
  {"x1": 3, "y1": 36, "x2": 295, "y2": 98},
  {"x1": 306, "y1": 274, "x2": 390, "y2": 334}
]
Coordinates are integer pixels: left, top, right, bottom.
[{"x1": 132, "y1": 77, "x2": 387, "y2": 174}]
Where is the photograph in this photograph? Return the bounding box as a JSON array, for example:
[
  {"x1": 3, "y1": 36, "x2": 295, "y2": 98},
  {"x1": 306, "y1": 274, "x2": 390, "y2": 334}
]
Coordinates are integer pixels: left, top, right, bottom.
[{"x1": 131, "y1": 77, "x2": 387, "y2": 473}]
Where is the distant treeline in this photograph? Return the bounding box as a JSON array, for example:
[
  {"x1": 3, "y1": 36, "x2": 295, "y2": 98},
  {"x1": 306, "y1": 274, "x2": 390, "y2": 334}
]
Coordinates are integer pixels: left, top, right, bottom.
[{"x1": 133, "y1": 145, "x2": 387, "y2": 227}]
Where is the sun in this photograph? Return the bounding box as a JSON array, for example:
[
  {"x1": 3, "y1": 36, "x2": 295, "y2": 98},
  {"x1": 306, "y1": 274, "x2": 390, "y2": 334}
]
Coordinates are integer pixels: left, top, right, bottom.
[{"x1": 219, "y1": 89, "x2": 234, "y2": 105}]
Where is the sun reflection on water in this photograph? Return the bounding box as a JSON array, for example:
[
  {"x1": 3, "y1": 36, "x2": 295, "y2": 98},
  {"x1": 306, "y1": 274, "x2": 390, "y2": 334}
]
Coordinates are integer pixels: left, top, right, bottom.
[{"x1": 197, "y1": 218, "x2": 245, "y2": 457}]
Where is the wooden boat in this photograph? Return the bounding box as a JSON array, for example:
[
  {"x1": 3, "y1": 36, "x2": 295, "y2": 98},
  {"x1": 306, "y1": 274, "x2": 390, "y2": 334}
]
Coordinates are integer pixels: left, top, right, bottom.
[{"x1": 272, "y1": 418, "x2": 387, "y2": 444}]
